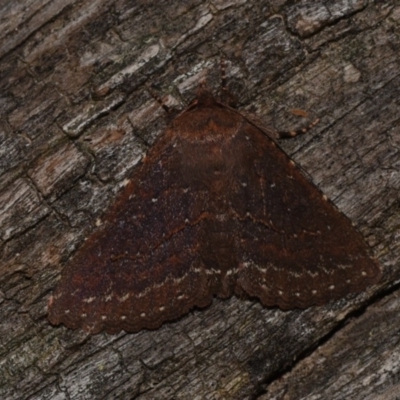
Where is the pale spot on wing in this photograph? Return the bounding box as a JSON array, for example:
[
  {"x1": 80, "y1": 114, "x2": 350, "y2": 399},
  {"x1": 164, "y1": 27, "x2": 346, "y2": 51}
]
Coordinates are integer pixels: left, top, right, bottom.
[
  {"x1": 256, "y1": 266, "x2": 267, "y2": 274},
  {"x1": 140, "y1": 313, "x2": 146, "y2": 318},
  {"x1": 159, "y1": 306, "x2": 165, "y2": 311},
  {"x1": 64, "y1": 309, "x2": 70, "y2": 314},
  {"x1": 312, "y1": 290, "x2": 317, "y2": 295},
  {"x1": 329, "y1": 285, "x2": 335, "y2": 290},
  {"x1": 83, "y1": 296, "x2": 96, "y2": 303},
  {"x1": 119, "y1": 293, "x2": 130, "y2": 302},
  {"x1": 81, "y1": 313, "x2": 87, "y2": 318},
  {"x1": 101, "y1": 315, "x2": 107, "y2": 320},
  {"x1": 226, "y1": 268, "x2": 238, "y2": 276},
  {"x1": 205, "y1": 268, "x2": 221, "y2": 275},
  {"x1": 120, "y1": 315, "x2": 127, "y2": 320}
]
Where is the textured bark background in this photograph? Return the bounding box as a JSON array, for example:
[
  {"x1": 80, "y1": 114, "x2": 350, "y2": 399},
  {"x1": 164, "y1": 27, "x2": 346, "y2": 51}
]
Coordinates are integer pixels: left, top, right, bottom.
[{"x1": 0, "y1": 0, "x2": 399, "y2": 399}]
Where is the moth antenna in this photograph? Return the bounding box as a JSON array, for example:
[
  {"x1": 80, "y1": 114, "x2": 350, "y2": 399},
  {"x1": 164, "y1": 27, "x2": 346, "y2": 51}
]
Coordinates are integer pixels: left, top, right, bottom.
[
  {"x1": 146, "y1": 85, "x2": 171, "y2": 113},
  {"x1": 218, "y1": 59, "x2": 238, "y2": 107},
  {"x1": 220, "y1": 59, "x2": 228, "y2": 97}
]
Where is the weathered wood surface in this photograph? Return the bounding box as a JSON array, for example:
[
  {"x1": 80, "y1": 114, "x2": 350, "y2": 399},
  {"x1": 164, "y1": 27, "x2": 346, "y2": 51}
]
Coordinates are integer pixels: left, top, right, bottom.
[{"x1": 0, "y1": 0, "x2": 399, "y2": 399}]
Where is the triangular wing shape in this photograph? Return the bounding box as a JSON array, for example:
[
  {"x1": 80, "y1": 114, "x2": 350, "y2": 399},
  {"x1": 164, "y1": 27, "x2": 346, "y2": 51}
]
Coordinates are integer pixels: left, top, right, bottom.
[{"x1": 48, "y1": 90, "x2": 381, "y2": 333}]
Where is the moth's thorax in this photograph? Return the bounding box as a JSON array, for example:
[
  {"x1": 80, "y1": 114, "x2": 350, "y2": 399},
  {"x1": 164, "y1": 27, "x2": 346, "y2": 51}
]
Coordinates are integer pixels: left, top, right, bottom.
[
  {"x1": 171, "y1": 104, "x2": 243, "y2": 142},
  {"x1": 170, "y1": 107, "x2": 243, "y2": 194}
]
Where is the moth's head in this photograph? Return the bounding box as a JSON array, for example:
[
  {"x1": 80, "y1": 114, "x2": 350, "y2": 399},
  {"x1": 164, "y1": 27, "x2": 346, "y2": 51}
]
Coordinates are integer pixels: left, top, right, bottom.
[{"x1": 194, "y1": 81, "x2": 219, "y2": 107}]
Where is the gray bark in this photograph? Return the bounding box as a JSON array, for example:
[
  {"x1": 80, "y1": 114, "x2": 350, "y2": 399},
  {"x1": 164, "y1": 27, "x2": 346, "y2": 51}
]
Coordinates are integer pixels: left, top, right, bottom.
[{"x1": 0, "y1": 0, "x2": 399, "y2": 399}]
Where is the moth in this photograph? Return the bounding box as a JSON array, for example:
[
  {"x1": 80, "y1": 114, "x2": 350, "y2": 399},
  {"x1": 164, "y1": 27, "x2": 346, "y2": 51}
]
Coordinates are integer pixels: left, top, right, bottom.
[{"x1": 48, "y1": 69, "x2": 381, "y2": 334}]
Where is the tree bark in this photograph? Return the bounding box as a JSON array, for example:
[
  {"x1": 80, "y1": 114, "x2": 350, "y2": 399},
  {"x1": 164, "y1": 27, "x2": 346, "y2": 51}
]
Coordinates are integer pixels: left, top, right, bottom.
[{"x1": 0, "y1": 0, "x2": 399, "y2": 399}]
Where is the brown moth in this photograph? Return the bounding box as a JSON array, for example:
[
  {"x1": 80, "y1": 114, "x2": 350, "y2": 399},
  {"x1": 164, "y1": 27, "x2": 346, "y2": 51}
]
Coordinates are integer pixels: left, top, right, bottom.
[{"x1": 48, "y1": 76, "x2": 381, "y2": 334}]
